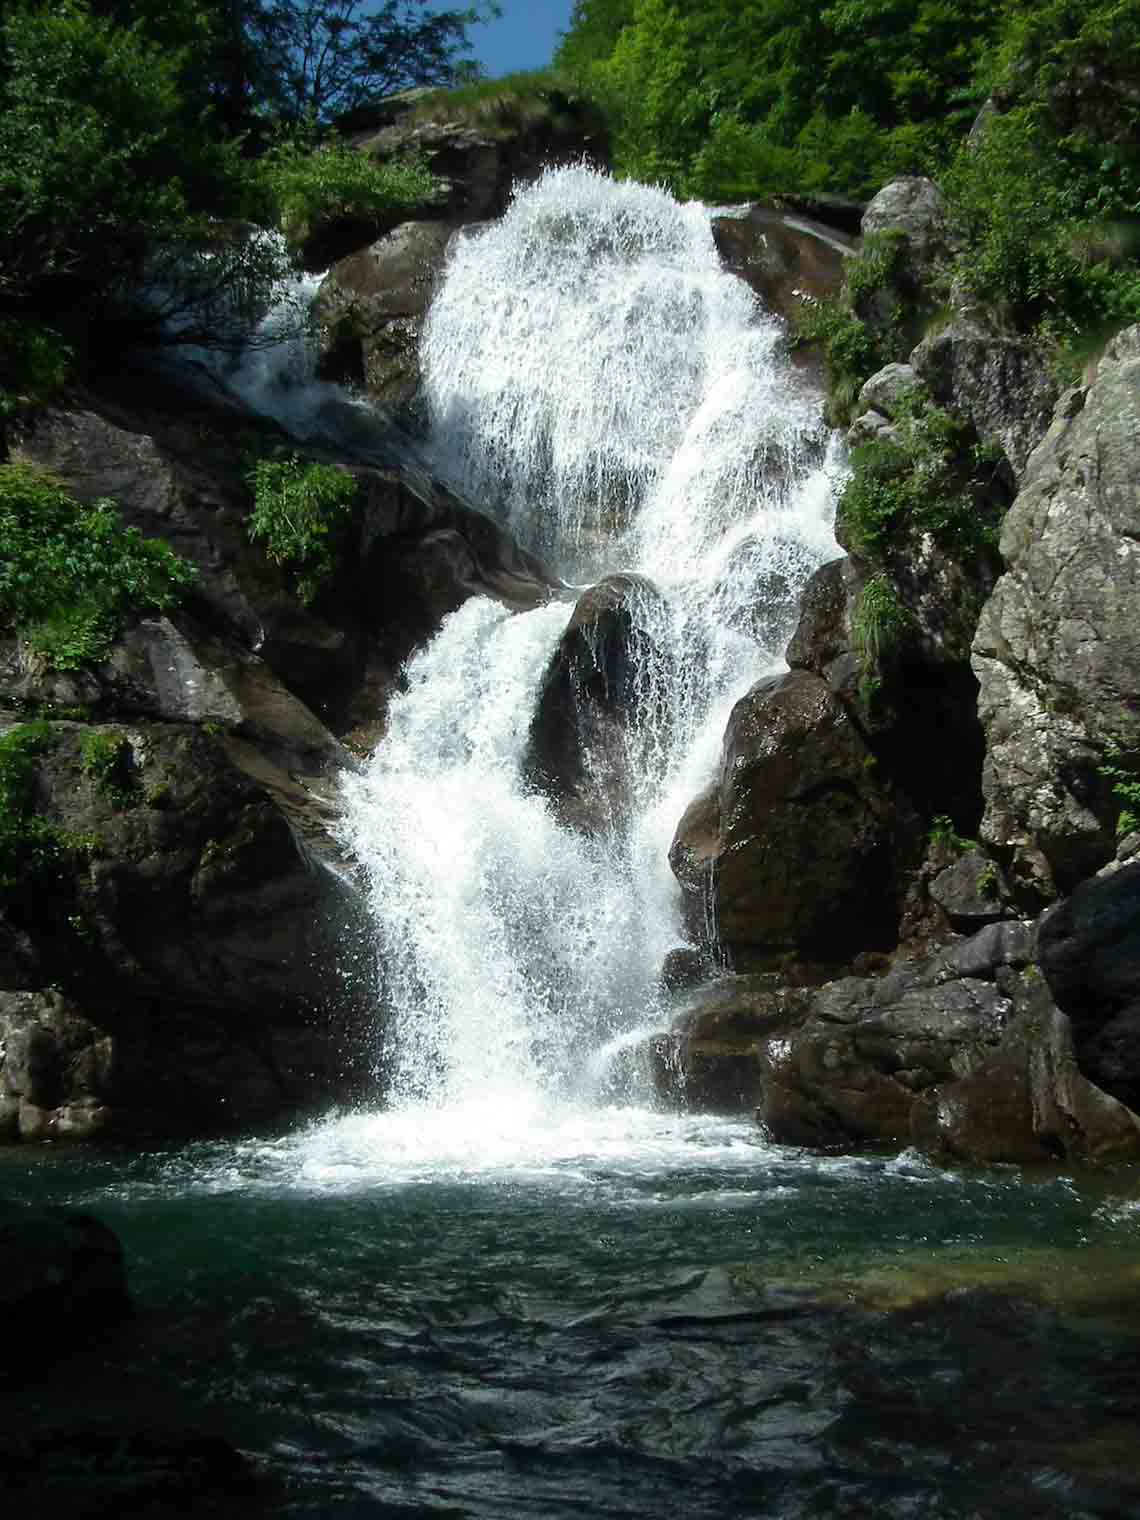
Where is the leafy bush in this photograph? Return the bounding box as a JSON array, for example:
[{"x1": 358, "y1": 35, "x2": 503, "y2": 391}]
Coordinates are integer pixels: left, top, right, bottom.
[
  {"x1": 0, "y1": 320, "x2": 73, "y2": 418},
  {"x1": 247, "y1": 454, "x2": 359, "y2": 605},
  {"x1": 0, "y1": 463, "x2": 197, "y2": 669},
  {"x1": 1101, "y1": 740, "x2": 1140, "y2": 837},
  {"x1": 260, "y1": 141, "x2": 440, "y2": 253},
  {"x1": 837, "y1": 393, "x2": 1008, "y2": 558},
  {"x1": 80, "y1": 730, "x2": 139, "y2": 809}
]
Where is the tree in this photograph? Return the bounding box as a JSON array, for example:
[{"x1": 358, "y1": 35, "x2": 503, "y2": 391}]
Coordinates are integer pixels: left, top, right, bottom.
[{"x1": 242, "y1": 1, "x2": 495, "y2": 126}]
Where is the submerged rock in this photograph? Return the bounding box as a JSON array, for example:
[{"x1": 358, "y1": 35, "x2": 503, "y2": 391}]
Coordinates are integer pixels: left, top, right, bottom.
[{"x1": 0, "y1": 1201, "x2": 131, "y2": 1374}]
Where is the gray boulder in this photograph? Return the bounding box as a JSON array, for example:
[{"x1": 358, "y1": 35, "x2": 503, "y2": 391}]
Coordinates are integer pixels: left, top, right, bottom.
[
  {"x1": 972, "y1": 326, "x2": 1140, "y2": 901},
  {"x1": 910, "y1": 316, "x2": 1060, "y2": 480},
  {"x1": 857, "y1": 362, "x2": 917, "y2": 418},
  {"x1": 861, "y1": 177, "x2": 956, "y2": 269}
]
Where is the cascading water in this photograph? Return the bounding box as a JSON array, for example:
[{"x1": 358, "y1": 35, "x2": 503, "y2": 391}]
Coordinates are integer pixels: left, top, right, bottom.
[{"x1": 337, "y1": 167, "x2": 843, "y2": 1141}]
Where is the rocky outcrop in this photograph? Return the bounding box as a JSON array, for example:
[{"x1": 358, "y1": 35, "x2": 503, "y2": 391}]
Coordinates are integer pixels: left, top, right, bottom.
[
  {"x1": 654, "y1": 920, "x2": 1140, "y2": 1164},
  {"x1": 972, "y1": 326, "x2": 1140, "y2": 903},
  {"x1": 523, "y1": 575, "x2": 670, "y2": 835},
  {"x1": 710, "y1": 206, "x2": 855, "y2": 327},
  {"x1": 861, "y1": 177, "x2": 957, "y2": 269},
  {"x1": 0, "y1": 719, "x2": 367, "y2": 1139},
  {"x1": 340, "y1": 89, "x2": 610, "y2": 226}
]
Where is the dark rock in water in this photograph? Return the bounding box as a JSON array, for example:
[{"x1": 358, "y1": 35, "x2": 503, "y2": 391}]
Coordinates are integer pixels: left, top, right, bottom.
[
  {"x1": 709, "y1": 670, "x2": 911, "y2": 962},
  {"x1": 911, "y1": 317, "x2": 1060, "y2": 481},
  {"x1": 659, "y1": 946, "x2": 714, "y2": 995},
  {"x1": 669, "y1": 785, "x2": 721, "y2": 944},
  {"x1": 313, "y1": 220, "x2": 455, "y2": 421},
  {"x1": 652, "y1": 917, "x2": 1140, "y2": 1164},
  {"x1": 972, "y1": 326, "x2": 1140, "y2": 902},
  {"x1": 0, "y1": 1201, "x2": 131, "y2": 1375},
  {"x1": 523, "y1": 574, "x2": 671, "y2": 835}
]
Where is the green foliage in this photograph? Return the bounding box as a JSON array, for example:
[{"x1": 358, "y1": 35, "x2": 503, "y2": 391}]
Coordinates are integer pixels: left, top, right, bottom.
[
  {"x1": 837, "y1": 393, "x2": 1008, "y2": 559},
  {"x1": 0, "y1": 3, "x2": 255, "y2": 317},
  {"x1": 976, "y1": 860, "x2": 1000, "y2": 898},
  {"x1": 0, "y1": 724, "x2": 65, "y2": 895},
  {"x1": 560, "y1": 0, "x2": 1005, "y2": 198},
  {"x1": 1101, "y1": 739, "x2": 1140, "y2": 837},
  {"x1": 0, "y1": 321, "x2": 73, "y2": 418},
  {"x1": 247, "y1": 454, "x2": 359, "y2": 605},
  {"x1": 0, "y1": 463, "x2": 197, "y2": 670},
  {"x1": 409, "y1": 69, "x2": 589, "y2": 134},
  {"x1": 851, "y1": 574, "x2": 914, "y2": 701},
  {"x1": 929, "y1": 814, "x2": 978, "y2": 853},
  {"x1": 791, "y1": 234, "x2": 916, "y2": 424},
  {"x1": 80, "y1": 730, "x2": 140, "y2": 809},
  {"x1": 259, "y1": 139, "x2": 440, "y2": 251}
]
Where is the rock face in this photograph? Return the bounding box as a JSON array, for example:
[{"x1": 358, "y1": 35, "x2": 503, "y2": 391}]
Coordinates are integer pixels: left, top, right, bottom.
[
  {"x1": 710, "y1": 206, "x2": 855, "y2": 325},
  {"x1": 523, "y1": 576, "x2": 670, "y2": 834},
  {"x1": 340, "y1": 91, "x2": 610, "y2": 225},
  {"x1": 972, "y1": 326, "x2": 1140, "y2": 903},
  {"x1": 653, "y1": 921, "x2": 1140, "y2": 1164},
  {"x1": 861, "y1": 177, "x2": 956, "y2": 268}
]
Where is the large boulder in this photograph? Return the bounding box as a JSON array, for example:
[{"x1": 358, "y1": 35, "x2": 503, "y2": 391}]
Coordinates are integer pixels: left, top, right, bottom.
[
  {"x1": 710, "y1": 205, "x2": 855, "y2": 326},
  {"x1": 522, "y1": 575, "x2": 670, "y2": 835},
  {"x1": 972, "y1": 326, "x2": 1140, "y2": 902},
  {"x1": 861, "y1": 177, "x2": 956, "y2": 269},
  {"x1": 681, "y1": 670, "x2": 916, "y2": 967}
]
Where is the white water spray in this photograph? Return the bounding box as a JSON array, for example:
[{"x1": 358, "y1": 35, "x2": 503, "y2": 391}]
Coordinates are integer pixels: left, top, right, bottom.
[{"x1": 338, "y1": 167, "x2": 842, "y2": 1144}]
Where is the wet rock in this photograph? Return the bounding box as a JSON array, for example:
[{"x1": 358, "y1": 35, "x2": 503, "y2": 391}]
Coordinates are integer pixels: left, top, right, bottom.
[
  {"x1": 972, "y1": 327, "x2": 1140, "y2": 901},
  {"x1": 313, "y1": 220, "x2": 454, "y2": 418},
  {"x1": 523, "y1": 575, "x2": 671, "y2": 834},
  {"x1": 910, "y1": 317, "x2": 1060, "y2": 480},
  {"x1": 709, "y1": 671, "x2": 909, "y2": 962},
  {"x1": 710, "y1": 205, "x2": 855, "y2": 325},
  {"x1": 0, "y1": 1201, "x2": 131, "y2": 1375}
]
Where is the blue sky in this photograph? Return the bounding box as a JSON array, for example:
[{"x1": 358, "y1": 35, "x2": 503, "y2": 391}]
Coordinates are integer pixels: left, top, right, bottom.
[{"x1": 430, "y1": 1, "x2": 578, "y2": 79}]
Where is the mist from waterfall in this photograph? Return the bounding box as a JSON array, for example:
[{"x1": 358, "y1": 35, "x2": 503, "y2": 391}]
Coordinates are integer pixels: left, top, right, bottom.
[{"x1": 337, "y1": 166, "x2": 841, "y2": 1142}]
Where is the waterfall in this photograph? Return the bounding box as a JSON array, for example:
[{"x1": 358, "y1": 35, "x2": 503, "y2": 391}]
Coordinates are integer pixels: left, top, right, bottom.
[{"x1": 337, "y1": 166, "x2": 842, "y2": 1135}]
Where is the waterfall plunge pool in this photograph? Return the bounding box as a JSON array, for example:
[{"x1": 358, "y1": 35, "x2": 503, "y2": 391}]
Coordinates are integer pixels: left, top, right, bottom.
[{"x1": 8, "y1": 1121, "x2": 1140, "y2": 1518}]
